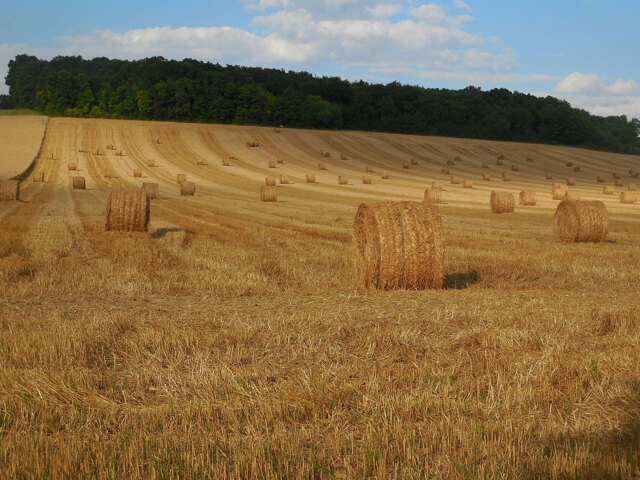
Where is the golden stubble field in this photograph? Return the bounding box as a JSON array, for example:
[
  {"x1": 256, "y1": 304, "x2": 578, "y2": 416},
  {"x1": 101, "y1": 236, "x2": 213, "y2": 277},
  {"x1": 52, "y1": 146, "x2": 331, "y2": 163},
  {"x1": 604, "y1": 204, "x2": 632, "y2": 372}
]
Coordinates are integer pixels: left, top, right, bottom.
[{"x1": 1, "y1": 116, "x2": 639, "y2": 479}]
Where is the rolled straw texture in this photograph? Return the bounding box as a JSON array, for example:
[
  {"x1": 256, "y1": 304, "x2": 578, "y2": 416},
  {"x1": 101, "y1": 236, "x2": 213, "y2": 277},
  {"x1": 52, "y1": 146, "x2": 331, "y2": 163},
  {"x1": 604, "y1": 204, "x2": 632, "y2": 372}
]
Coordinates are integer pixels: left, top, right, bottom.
[
  {"x1": 72, "y1": 177, "x2": 85, "y2": 190},
  {"x1": 519, "y1": 191, "x2": 537, "y2": 206},
  {"x1": 554, "y1": 200, "x2": 608, "y2": 243},
  {"x1": 490, "y1": 191, "x2": 514, "y2": 213},
  {"x1": 260, "y1": 186, "x2": 277, "y2": 202},
  {"x1": 180, "y1": 181, "x2": 196, "y2": 195},
  {"x1": 105, "y1": 188, "x2": 149, "y2": 232}
]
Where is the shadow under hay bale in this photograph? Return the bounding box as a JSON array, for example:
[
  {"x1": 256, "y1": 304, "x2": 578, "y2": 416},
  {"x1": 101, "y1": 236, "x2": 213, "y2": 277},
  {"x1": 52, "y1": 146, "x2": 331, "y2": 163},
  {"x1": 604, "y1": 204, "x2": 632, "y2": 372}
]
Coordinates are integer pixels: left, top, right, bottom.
[
  {"x1": 353, "y1": 201, "x2": 445, "y2": 290},
  {"x1": 141, "y1": 182, "x2": 159, "y2": 200},
  {"x1": 0, "y1": 180, "x2": 19, "y2": 201},
  {"x1": 105, "y1": 188, "x2": 149, "y2": 232},
  {"x1": 554, "y1": 200, "x2": 608, "y2": 243},
  {"x1": 150, "y1": 227, "x2": 182, "y2": 239},
  {"x1": 443, "y1": 270, "x2": 480, "y2": 290}
]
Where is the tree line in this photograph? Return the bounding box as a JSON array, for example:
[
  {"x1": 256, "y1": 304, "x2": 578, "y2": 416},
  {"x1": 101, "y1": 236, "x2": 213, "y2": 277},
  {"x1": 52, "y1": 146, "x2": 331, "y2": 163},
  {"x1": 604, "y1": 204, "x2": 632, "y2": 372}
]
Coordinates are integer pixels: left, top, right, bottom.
[{"x1": 4, "y1": 54, "x2": 640, "y2": 154}]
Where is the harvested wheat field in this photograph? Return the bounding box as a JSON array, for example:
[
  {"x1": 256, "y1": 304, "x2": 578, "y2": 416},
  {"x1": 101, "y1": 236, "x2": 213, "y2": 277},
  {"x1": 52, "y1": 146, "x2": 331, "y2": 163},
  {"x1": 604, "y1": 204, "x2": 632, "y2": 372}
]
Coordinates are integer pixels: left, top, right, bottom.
[
  {"x1": 1, "y1": 117, "x2": 640, "y2": 479},
  {"x1": 0, "y1": 115, "x2": 48, "y2": 179}
]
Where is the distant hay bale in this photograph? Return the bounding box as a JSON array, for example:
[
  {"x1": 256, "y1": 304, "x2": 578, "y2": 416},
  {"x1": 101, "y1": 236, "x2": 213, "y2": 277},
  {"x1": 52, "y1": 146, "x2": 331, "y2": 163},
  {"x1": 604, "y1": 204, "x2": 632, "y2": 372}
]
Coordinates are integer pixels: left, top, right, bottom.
[
  {"x1": 104, "y1": 169, "x2": 113, "y2": 179},
  {"x1": 629, "y1": 183, "x2": 637, "y2": 191},
  {"x1": 338, "y1": 176, "x2": 348, "y2": 185},
  {"x1": 141, "y1": 182, "x2": 159, "y2": 200},
  {"x1": 482, "y1": 161, "x2": 489, "y2": 168},
  {"x1": 566, "y1": 178, "x2": 575, "y2": 186},
  {"x1": 615, "y1": 179, "x2": 624, "y2": 187},
  {"x1": 115, "y1": 150, "x2": 123, "y2": 156},
  {"x1": 106, "y1": 144, "x2": 113, "y2": 150},
  {"x1": 546, "y1": 173, "x2": 553, "y2": 180},
  {"x1": 602, "y1": 185, "x2": 614, "y2": 194},
  {"x1": 365, "y1": 164, "x2": 374, "y2": 173},
  {"x1": 411, "y1": 158, "x2": 418, "y2": 165},
  {"x1": 490, "y1": 191, "x2": 515, "y2": 213},
  {"x1": 565, "y1": 191, "x2": 581, "y2": 201},
  {"x1": 147, "y1": 159, "x2": 156, "y2": 167},
  {"x1": 441, "y1": 168, "x2": 449, "y2": 175},
  {"x1": 0, "y1": 180, "x2": 19, "y2": 201},
  {"x1": 277, "y1": 158, "x2": 285, "y2": 164},
  {"x1": 502, "y1": 172, "x2": 511, "y2": 181},
  {"x1": 552, "y1": 188, "x2": 567, "y2": 200},
  {"x1": 554, "y1": 200, "x2": 608, "y2": 243},
  {"x1": 245, "y1": 141, "x2": 259, "y2": 148},
  {"x1": 402, "y1": 163, "x2": 410, "y2": 169},
  {"x1": 78, "y1": 148, "x2": 88, "y2": 153},
  {"x1": 68, "y1": 162, "x2": 77, "y2": 171},
  {"x1": 321, "y1": 150, "x2": 331, "y2": 158},
  {"x1": 424, "y1": 188, "x2": 441, "y2": 203},
  {"x1": 133, "y1": 169, "x2": 142, "y2": 178},
  {"x1": 306, "y1": 174, "x2": 315, "y2": 183},
  {"x1": 526, "y1": 157, "x2": 534, "y2": 163},
  {"x1": 597, "y1": 176, "x2": 605, "y2": 183},
  {"x1": 340, "y1": 153, "x2": 348, "y2": 160},
  {"x1": 573, "y1": 166, "x2": 582, "y2": 172},
  {"x1": 222, "y1": 159, "x2": 232, "y2": 166},
  {"x1": 446, "y1": 160, "x2": 455, "y2": 166},
  {"x1": 33, "y1": 171, "x2": 44, "y2": 183},
  {"x1": 268, "y1": 160, "x2": 276, "y2": 168},
  {"x1": 318, "y1": 162, "x2": 327, "y2": 170},
  {"x1": 177, "y1": 174, "x2": 186, "y2": 184},
  {"x1": 381, "y1": 172, "x2": 390, "y2": 179},
  {"x1": 629, "y1": 169, "x2": 635, "y2": 176},
  {"x1": 463, "y1": 180, "x2": 473, "y2": 189},
  {"x1": 497, "y1": 154, "x2": 505, "y2": 160},
  {"x1": 180, "y1": 181, "x2": 196, "y2": 196},
  {"x1": 482, "y1": 173, "x2": 491, "y2": 181},
  {"x1": 47, "y1": 153, "x2": 54, "y2": 160},
  {"x1": 196, "y1": 159, "x2": 207, "y2": 166},
  {"x1": 154, "y1": 139, "x2": 161, "y2": 145},
  {"x1": 454, "y1": 156, "x2": 462, "y2": 162},
  {"x1": 353, "y1": 201, "x2": 445, "y2": 290},
  {"x1": 105, "y1": 188, "x2": 149, "y2": 232},
  {"x1": 93, "y1": 149, "x2": 102, "y2": 156},
  {"x1": 431, "y1": 181, "x2": 443, "y2": 190},
  {"x1": 566, "y1": 162, "x2": 573, "y2": 167},
  {"x1": 279, "y1": 175, "x2": 290, "y2": 184},
  {"x1": 511, "y1": 165, "x2": 520, "y2": 171},
  {"x1": 450, "y1": 176, "x2": 461, "y2": 184},
  {"x1": 631, "y1": 171, "x2": 639, "y2": 178},
  {"x1": 552, "y1": 182, "x2": 567, "y2": 191},
  {"x1": 72, "y1": 176, "x2": 85, "y2": 190},
  {"x1": 260, "y1": 186, "x2": 277, "y2": 202},
  {"x1": 519, "y1": 191, "x2": 537, "y2": 206},
  {"x1": 265, "y1": 177, "x2": 276, "y2": 186},
  {"x1": 362, "y1": 176, "x2": 372, "y2": 184},
  {"x1": 613, "y1": 173, "x2": 620, "y2": 179},
  {"x1": 496, "y1": 158, "x2": 504, "y2": 165},
  {"x1": 620, "y1": 191, "x2": 638, "y2": 204}
]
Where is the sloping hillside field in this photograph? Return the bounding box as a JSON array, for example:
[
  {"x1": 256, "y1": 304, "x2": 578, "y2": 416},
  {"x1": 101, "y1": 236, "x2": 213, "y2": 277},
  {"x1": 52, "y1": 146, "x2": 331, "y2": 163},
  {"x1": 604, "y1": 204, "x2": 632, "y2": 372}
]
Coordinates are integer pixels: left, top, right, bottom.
[
  {"x1": 0, "y1": 115, "x2": 47, "y2": 179},
  {"x1": 1, "y1": 117, "x2": 639, "y2": 478}
]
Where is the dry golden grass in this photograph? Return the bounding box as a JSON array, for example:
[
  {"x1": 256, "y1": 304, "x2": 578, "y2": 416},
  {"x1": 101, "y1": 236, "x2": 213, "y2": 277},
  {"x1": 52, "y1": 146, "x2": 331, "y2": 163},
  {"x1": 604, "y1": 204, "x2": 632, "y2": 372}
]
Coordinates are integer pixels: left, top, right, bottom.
[
  {"x1": 0, "y1": 116, "x2": 47, "y2": 180},
  {"x1": 1, "y1": 117, "x2": 640, "y2": 479}
]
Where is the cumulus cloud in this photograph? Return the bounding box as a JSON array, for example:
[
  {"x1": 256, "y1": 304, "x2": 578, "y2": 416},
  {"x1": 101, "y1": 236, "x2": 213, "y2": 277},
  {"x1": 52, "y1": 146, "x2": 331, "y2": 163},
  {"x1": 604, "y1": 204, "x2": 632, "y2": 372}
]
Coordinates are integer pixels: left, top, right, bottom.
[{"x1": 554, "y1": 72, "x2": 640, "y2": 96}]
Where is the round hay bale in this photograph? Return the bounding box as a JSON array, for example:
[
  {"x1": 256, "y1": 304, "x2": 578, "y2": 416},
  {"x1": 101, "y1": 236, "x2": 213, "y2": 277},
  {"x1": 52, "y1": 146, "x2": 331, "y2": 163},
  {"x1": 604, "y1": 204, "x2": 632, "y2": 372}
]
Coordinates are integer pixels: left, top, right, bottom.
[
  {"x1": 511, "y1": 165, "x2": 520, "y2": 171},
  {"x1": 573, "y1": 166, "x2": 582, "y2": 172},
  {"x1": 615, "y1": 179, "x2": 624, "y2": 187},
  {"x1": 424, "y1": 188, "x2": 441, "y2": 203},
  {"x1": 519, "y1": 191, "x2": 537, "y2": 206},
  {"x1": 526, "y1": 157, "x2": 534, "y2": 163},
  {"x1": 410, "y1": 158, "x2": 418, "y2": 165},
  {"x1": 33, "y1": 172, "x2": 44, "y2": 183},
  {"x1": 552, "y1": 182, "x2": 567, "y2": 191},
  {"x1": 554, "y1": 200, "x2": 608, "y2": 243},
  {"x1": 402, "y1": 163, "x2": 410, "y2": 169},
  {"x1": 340, "y1": 153, "x2": 348, "y2": 160},
  {"x1": 196, "y1": 159, "x2": 207, "y2": 166},
  {"x1": 72, "y1": 176, "x2": 85, "y2": 190},
  {"x1": 496, "y1": 159, "x2": 504, "y2": 165},
  {"x1": 318, "y1": 162, "x2": 327, "y2": 170},
  {"x1": 365, "y1": 165, "x2": 374, "y2": 173},
  {"x1": 597, "y1": 176, "x2": 605, "y2": 183},
  {"x1": 463, "y1": 180, "x2": 473, "y2": 189},
  {"x1": 454, "y1": 155, "x2": 462, "y2": 162},
  {"x1": 450, "y1": 176, "x2": 461, "y2": 185},
  {"x1": 306, "y1": 174, "x2": 316, "y2": 183},
  {"x1": 265, "y1": 177, "x2": 276, "y2": 186},
  {"x1": 147, "y1": 159, "x2": 156, "y2": 167},
  {"x1": 115, "y1": 150, "x2": 123, "y2": 156},
  {"x1": 628, "y1": 183, "x2": 637, "y2": 191},
  {"x1": 68, "y1": 162, "x2": 77, "y2": 171},
  {"x1": 546, "y1": 173, "x2": 553, "y2": 180},
  {"x1": 141, "y1": 182, "x2": 159, "y2": 200},
  {"x1": 48, "y1": 153, "x2": 54, "y2": 160},
  {"x1": 353, "y1": 201, "x2": 445, "y2": 290},
  {"x1": 446, "y1": 160, "x2": 455, "y2": 166},
  {"x1": 566, "y1": 162, "x2": 573, "y2": 167},
  {"x1": 277, "y1": 158, "x2": 285, "y2": 164},
  {"x1": 497, "y1": 154, "x2": 505, "y2": 160},
  {"x1": 620, "y1": 191, "x2": 637, "y2": 204},
  {"x1": 222, "y1": 159, "x2": 232, "y2": 166},
  {"x1": 268, "y1": 160, "x2": 276, "y2": 168},
  {"x1": 481, "y1": 161, "x2": 489, "y2": 168},
  {"x1": 106, "y1": 144, "x2": 113, "y2": 150},
  {"x1": 362, "y1": 176, "x2": 372, "y2": 185},
  {"x1": 104, "y1": 169, "x2": 113, "y2": 179},
  {"x1": 381, "y1": 172, "x2": 390, "y2": 179},
  {"x1": 338, "y1": 176, "x2": 348, "y2": 185},
  {"x1": 552, "y1": 188, "x2": 567, "y2": 200},
  {"x1": 441, "y1": 168, "x2": 449, "y2": 175},
  {"x1": 260, "y1": 186, "x2": 277, "y2": 202},
  {"x1": 177, "y1": 174, "x2": 187, "y2": 184},
  {"x1": 133, "y1": 169, "x2": 142, "y2": 178},
  {"x1": 482, "y1": 173, "x2": 491, "y2": 181},
  {"x1": 565, "y1": 191, "x2": 581, "y2": 201},
  {"x1": 603, "y1": 185, "x2": 614, "y2": 194},
  {"x1": 0, "y1": 180, "x2": 19, "y2": 201},
  {"x1": 180, "y1": 181, "x2": 196, "y2": 196},
  {"x1": 490, "y1": 191, "x2": 515, "y2": 214},
  {"x1": 502, "y1": 172, "x2": 511, "y2": 181},
  {"x1": 322, "y1": 150, "x2": 331, "y2": 158},
  {"x1": 431, "y1": 181, "x2": 443, "y2": 190},
  {"x1": 566, "y1": 178, "x2": 575, "y2": 186},
  {"x1": 105, "y1": 188, "x2": 149, "y2": 232},
  {"x1": 279, "y1": 175, "x2": 290, "y2": 185},
  {"x1": 154, "y1": 139, "x2": 161, "y2": 145}
]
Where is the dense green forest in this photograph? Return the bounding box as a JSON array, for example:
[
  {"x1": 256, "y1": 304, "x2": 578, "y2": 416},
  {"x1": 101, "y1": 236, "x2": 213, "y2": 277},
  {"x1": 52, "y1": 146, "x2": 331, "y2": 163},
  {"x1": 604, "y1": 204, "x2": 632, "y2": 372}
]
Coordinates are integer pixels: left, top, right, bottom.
[{"x1": 3, "y1": 54, "x2": 640, "y2": 154}]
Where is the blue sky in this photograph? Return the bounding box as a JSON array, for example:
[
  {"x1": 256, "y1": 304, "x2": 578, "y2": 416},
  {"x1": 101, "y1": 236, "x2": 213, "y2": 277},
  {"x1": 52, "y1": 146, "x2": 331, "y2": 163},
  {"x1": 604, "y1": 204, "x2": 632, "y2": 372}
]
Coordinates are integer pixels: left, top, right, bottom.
[{"x1": 1, "y1": 0, "x2": 639, "y2": 118}]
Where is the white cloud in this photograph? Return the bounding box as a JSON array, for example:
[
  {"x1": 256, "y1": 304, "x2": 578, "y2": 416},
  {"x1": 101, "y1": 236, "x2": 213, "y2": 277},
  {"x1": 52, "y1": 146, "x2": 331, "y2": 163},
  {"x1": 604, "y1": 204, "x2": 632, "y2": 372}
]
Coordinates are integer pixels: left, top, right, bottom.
[
  {"x1": 554, "y1": 72, "x2": 640, "y2": 96},
  {"x1": 453, "y1": 0, "x2": 471, "y2": 11}
]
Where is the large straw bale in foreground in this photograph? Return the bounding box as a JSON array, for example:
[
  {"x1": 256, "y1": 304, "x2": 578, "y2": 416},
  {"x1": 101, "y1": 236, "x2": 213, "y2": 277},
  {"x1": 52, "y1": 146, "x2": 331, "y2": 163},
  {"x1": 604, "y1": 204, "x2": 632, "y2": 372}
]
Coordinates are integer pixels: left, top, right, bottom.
[
  {"x1": 554, "y1": 200, "x2": 608, "y2": 243},
  {"x1": 105, "y1": 189, "x2": 150, "y2": 232},
  {"x1": 0, "y1": 180, "x2": 19, "y2": 201},
  {"x1": 353, "y1": 201, "x2": 445, "y2": 290},
  {"x1": 519, "y1": 191, "x2": 537, "y2": 206},
  {"x1": 260, "y1": 186, "x2": 277, "y2": 202},
  {"x1": 180, "y1": 181, "x2": 196, "y2": 196},
  {"x1": 72, "y1": 177, "x2": 85, "y2": 190},
  {"x1": 620, "y1": 191, "x2": 637, "y2": 204},
  {"x1": 490, "y1": 191, "x2": 514, "y2": 213},
  {"x1": 141, "y1": 182, "x2": 159, "y2": 200}
]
